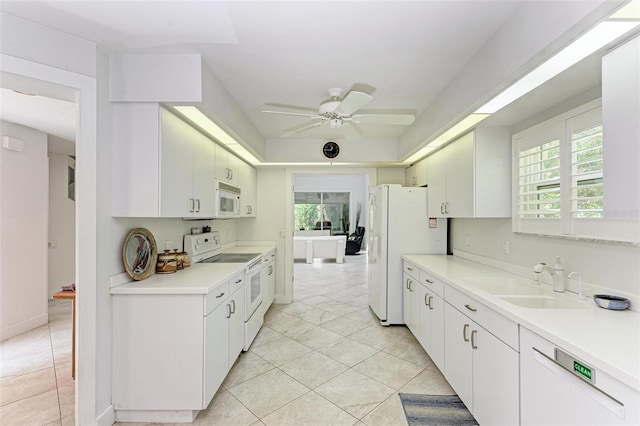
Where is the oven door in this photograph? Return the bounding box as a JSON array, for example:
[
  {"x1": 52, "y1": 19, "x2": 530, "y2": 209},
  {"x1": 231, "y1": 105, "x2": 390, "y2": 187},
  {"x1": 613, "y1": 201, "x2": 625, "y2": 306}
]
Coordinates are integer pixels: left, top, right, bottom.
[{"x1": 245, "y1": 264, "x2": 262, "y2": 320}]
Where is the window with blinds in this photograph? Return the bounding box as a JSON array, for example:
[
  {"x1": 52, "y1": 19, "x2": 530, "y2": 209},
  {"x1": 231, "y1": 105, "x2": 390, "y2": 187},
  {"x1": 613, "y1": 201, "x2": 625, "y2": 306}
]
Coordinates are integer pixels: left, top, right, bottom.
[
  {"x1": 517, "y1": 140, "x2": 561, "y2": 219},
  {"x1": 570, "y1": 124, "x2": 604, "y2": 219},
  {"x1": 513, "y1": 100, "x2": 610, "y2": 238}
]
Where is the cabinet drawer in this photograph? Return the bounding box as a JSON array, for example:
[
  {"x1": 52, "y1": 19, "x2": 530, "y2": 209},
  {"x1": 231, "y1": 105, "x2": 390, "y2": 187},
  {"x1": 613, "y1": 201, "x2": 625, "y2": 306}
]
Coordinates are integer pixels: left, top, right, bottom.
[
  {"x1": 445, "y1": 285, "x2": 518, "y2": 350},
  {"x1": 229, "y1": 272, "x2": 244, "y2": 293},
  {"x1": 404, "y1": 261, "x2": 419, "y2": 279},
  {"x1": 419, "y1": 270, "x2": 444, "y2": 297},
  {"x1": 205, "y1": 282, "x2": 230, "y2": 316}
]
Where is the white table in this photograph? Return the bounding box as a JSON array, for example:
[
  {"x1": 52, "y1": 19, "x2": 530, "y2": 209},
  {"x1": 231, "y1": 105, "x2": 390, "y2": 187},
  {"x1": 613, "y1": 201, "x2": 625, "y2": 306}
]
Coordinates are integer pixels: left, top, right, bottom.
[{"x1": 293, "y1": 235, "x2": 346, "y2": 263}]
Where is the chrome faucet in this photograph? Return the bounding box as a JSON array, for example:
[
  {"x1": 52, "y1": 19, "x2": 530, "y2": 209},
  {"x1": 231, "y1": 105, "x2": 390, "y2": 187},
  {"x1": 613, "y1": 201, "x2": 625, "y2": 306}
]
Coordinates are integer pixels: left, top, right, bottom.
[
  {"x1": 533, "y1": 260, "x2": 566, "y2": 292},
  {"x1": 568, "y1": 271, "x2": 586, "y2": 299},
  {"x1": 533, "y1": 263, "x2": 553, "y2": 286}
]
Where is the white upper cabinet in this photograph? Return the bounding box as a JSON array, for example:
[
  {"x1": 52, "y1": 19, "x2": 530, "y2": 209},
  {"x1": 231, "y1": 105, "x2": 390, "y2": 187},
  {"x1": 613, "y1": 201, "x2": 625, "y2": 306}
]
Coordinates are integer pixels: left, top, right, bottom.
[
  {"x1": 161, "y1": 109, "x2": 215, "y2": 218},
  {"x1": 602, "y1": 36, "x2": 639, "y2": 234},
  {"x1": 405, "y1": 157, "x2": 428, "y2": 187},
  {"x1": 427, "y1": 128, "x2": 511, "y2": 218},
  {"x1": 237, "y1": 160, "x2": 257, "y2": 217},
  {"x1": 214, "y1": 144, "x2": 240, "y2": 186},
  {"x1": 112, "y1": 103, "x2": 215, "y2": 218}
]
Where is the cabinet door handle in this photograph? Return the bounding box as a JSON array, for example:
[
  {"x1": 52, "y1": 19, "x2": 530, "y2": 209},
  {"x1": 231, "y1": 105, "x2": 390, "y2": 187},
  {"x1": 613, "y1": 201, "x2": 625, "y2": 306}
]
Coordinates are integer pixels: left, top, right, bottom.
[
  {"x1": 424, "y1": 293, "x2": 429, "y2": 306},
  {"x1": 440, "y1": 203, "x2": 445, "y2": 214},
  {"x1": 406, "y1": 279, "x2": 410, "y2": 290},
  {"x1": 425, "y1": 278, "x2": 433, "y2": 284},
  {"x1": 235, "y1": 279, "x2": 242, "y2": 284},
  {"x1": 463, "y1": 324, "x2": 470, "y2": 342},
  {"x1": 226, "y1": 304, "x2": 231, "y2": 318},
  {"x1": 216, "y1": 292, "x2": 225, "y2": 298},
  {"x1": 464, "y1": 304, "x2": 477, "y2": 312},
  {"x1": 189, "y1": 198, "x2": 195, "y2": 212},
  {"x1": 445, "y1": 202, "x2": 449, "y2": 214},
  {"x1": 428, "y1": 296, "x2": 434, "y2": 310},
  {"x1": 230, "y1": 169, "x2": 233, "y2": 179},
  {"x1": 196, "y1": 198, "x2": 201, "y2": 212},
  {"x1": 269, "y1": 265, "x2": 273, "y2": 275},
  {"x1": 231, "y1": 300, "x2": 236, "y2": 314},
  {"x1": 471, "y1": 329, "x2": 478, "y2": 349},
  {"x1": 407, "y1": 267, "x2": 414, "y2": 271}
]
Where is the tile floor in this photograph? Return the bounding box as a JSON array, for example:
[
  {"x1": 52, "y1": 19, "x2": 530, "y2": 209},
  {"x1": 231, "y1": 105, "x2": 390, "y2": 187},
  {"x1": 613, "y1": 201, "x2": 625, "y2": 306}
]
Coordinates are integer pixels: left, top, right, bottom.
[
  {"x1": 186, "y1": 254, "x2": 455, "y2": 426},
  {"x1": 0, "y1": 299, "x2": 75, "y2": 426},
  {"x1": 1, "y1": 254, "x2": 456, "y2": 426}
]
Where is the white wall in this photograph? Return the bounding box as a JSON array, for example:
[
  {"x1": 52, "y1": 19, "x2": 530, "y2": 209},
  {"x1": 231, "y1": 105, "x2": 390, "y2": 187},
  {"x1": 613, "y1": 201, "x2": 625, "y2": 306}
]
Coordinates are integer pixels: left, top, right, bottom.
[
  {"x1": 399, "y1": 1, "x2": 618, "y2": 160},
  {"x1": 450, "y1": 218, "x2": 640, "y2": 298},
  {"x1": 0, "y1": 121, "x2": 49, "y2": 340},
  {"x1": 267, "y1": 138, "x2": 398, "y2": 163},
  {"x1": 376, "y1": 168, "x2": 406, "y2": 185},
  {"x1": 236, "y1": 168, "x2": 287, "y2": 296},
  {"x1": 48, "y1": 152, "x2": 75, "y2": 299}
]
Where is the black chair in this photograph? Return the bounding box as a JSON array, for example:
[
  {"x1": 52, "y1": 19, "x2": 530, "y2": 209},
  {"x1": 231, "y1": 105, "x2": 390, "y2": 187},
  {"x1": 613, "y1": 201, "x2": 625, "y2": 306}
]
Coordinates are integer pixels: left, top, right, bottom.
[{"x1": 345, "y1": 226, "x2": 365, "y2": 255}]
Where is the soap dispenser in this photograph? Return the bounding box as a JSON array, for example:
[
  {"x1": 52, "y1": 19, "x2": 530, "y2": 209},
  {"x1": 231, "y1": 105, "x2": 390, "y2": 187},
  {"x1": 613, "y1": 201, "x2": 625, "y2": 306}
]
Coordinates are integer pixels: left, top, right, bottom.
[{"x1": 553, "y1": 256, "x2": 565, "y2": 292}]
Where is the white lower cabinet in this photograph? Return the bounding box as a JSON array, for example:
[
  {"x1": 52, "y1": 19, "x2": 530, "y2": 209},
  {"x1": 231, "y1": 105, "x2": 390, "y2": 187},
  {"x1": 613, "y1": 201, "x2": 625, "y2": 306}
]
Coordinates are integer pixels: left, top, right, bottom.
[
  {"x1": 204, "y1": 296, "x2": 229, "y2": 406},
  {"x1": 113, "y1": 277, "x2": 246, "y2": 423},
  {"x1": 520, "y1": 327, "x2": 640, "y2": 426},
  {"x1": 444, "y1": 302, "x2": 519, "y2": 425},
  {"x1": 418, "y1": 283, "x2": 445, "y2": 371},
  {"x1": 402, "y1": 272, "x2": 420, "y2": 334}
]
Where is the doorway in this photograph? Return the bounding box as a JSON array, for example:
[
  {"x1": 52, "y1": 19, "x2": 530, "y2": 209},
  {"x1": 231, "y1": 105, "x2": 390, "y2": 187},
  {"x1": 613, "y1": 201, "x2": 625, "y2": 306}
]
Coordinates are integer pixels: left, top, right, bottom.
[
  {"x1": 1, "y1": 54, "x2": 98, "y2": 425},
  {"x1": 286, "y1": 171, "x2": 373, "y2": 303}
]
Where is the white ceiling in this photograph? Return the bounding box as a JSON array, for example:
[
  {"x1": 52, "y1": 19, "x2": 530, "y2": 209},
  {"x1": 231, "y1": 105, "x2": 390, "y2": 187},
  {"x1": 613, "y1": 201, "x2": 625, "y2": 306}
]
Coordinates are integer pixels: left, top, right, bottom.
[{"x1": 0, "y1": 1, "x2": 618, "y2": 151}]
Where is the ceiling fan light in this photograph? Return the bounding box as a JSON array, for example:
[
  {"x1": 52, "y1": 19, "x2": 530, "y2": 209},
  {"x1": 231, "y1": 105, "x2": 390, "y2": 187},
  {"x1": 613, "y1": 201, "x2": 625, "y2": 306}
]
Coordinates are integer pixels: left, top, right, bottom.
[{"x1": 329, "y1": 117, "x2": 343, "y2": 128}]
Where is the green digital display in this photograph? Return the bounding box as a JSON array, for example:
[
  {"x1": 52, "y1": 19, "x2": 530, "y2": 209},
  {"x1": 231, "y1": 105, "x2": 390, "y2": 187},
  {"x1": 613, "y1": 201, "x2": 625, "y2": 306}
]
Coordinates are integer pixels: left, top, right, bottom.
[{"x1": 574, "y1": 361, "x2": 592, "y2": 381}]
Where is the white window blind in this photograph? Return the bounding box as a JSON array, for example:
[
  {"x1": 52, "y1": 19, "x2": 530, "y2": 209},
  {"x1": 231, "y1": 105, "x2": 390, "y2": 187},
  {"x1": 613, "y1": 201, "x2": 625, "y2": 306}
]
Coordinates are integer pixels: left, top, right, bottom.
[
  {"x1": 517, "y1": 139, "x2": 561, "y2": 219},
  {"x1": 567, "y1": 109, "x2": 604, "y2": 219},
  {"x1": 512, "y1": 100, "x2": 617, "y2": 239}
]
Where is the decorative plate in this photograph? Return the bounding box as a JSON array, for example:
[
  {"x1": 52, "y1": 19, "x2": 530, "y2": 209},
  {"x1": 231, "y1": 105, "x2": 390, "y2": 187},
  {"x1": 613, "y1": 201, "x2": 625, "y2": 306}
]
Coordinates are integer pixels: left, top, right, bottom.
[{"x1": 122, "y1": 227, "x2": 158, "y2": 281}]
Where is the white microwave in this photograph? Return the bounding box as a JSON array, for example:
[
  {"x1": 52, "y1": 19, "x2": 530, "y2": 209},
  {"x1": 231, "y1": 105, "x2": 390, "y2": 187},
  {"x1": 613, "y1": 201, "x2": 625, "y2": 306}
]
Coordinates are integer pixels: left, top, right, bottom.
[{"x1": 214, "y1": 179, "x2": 241, "y2": 218}]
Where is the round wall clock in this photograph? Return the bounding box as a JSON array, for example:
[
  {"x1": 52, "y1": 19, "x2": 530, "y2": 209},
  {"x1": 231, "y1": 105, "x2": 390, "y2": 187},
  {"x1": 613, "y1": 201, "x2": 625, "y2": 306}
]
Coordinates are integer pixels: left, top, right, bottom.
[{"x1": 322, "y1": 141, "x2": 340, "y2": 159}]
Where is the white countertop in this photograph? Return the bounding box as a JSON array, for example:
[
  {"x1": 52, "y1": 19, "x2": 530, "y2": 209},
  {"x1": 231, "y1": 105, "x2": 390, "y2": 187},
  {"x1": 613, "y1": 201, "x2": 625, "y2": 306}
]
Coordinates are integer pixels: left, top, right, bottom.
[
  {"x1": 111, "y1": 244, "x2": 276, "y2": 295},
  {"x1": 403, "y1": 254, "x2": 640, "y2": 392}
]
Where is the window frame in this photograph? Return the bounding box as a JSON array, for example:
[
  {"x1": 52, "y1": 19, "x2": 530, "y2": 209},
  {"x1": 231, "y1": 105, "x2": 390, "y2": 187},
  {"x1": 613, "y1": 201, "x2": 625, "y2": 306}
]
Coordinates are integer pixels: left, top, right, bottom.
[{"x1": 512, "y1": 98, "x2": 635, "y2": 243}]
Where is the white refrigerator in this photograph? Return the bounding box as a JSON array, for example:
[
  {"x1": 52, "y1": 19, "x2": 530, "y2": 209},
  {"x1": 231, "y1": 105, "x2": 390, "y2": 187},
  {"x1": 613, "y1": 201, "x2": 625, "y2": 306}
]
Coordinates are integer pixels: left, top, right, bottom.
[{"x1": 367, "y1": 184, "x2": 447, "y2": 325}]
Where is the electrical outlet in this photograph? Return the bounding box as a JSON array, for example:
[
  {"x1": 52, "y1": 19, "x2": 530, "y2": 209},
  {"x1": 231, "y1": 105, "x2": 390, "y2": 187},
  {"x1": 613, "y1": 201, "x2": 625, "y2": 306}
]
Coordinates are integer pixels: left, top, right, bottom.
[
  {"x1": 502, "y1": 240, "x2": 510, "y2": 255},
  {"x1": 465, "y1": 234, "x2": 472, "y2": 247}
]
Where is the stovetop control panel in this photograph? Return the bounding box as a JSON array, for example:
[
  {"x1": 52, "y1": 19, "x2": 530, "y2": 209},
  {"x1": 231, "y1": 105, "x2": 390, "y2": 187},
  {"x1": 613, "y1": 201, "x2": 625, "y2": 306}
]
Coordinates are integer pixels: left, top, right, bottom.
[{"x1": 184, "y1": 232, "x2": 221, "y2": 262}]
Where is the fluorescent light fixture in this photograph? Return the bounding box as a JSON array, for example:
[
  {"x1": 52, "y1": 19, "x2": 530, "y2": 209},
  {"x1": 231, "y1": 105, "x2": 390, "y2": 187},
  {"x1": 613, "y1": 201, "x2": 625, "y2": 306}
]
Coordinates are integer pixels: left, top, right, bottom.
[
  {"x1": 476, "y1": 21, "x2": 640, "y2": 114},
  {"x1": 404, "y1": 113, "x2": 489, "y2": 163},
  {"x1": 173, "y1": 106, "x2": 261, "y2": 164},
  {"x1": 610, "y1": 0, "x2": 640, "y2": 19}
]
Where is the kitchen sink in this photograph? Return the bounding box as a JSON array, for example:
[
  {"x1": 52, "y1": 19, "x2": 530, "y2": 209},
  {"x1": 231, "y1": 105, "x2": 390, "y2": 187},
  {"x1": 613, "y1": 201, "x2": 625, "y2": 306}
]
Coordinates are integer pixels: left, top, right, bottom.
[
  {"x1": 498, "y1": 295, "x2": 591, "y2": 309},
  {"x1": 462, "y1": 277, "x2": 546, "y2": 295}
]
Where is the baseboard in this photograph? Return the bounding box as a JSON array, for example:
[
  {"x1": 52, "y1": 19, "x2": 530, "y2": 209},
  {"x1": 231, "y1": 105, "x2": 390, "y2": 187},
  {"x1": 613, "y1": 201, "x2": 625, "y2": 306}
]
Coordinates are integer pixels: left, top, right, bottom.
[
  {"x1": 96, "y1": 404, "x2": 115, "y2": 426},
  {"x1": 0, "y1": 313, "x2": 48, "y2": 341}
]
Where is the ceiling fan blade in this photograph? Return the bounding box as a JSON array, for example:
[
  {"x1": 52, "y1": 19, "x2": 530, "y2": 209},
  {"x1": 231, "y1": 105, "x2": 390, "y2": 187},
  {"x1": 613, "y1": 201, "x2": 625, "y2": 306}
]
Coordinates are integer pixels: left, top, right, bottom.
[
  {"x1": 281, "y1": 120, "x2": 325, "y2": 137},
  {"x1": 264, "y1": 102, "x2": 318, "y2": 113},
  {"x1": 335, "y1": 91, "x2": 373, "y2": 115},
  {"x1": 341, "y1": 122, "x2": 364, "y2": 141},
  {"x1": 351, "y1": 113, "x2": 415, "y2": 125},
  {"x1": 262, "y1": 110, "x2": 321, "y2": 119}
]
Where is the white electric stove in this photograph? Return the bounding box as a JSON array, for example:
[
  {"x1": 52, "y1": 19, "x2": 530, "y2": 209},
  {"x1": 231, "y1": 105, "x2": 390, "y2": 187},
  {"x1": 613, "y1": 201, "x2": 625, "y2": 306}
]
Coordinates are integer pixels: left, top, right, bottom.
[{"x1": 184, "y1": 232, "x2": 263, "y2": 350}]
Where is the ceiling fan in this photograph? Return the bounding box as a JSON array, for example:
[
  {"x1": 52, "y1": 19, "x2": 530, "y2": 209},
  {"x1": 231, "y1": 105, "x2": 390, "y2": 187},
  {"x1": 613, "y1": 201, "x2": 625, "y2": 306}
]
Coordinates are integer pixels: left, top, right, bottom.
[{"x1": 262, "y1": 88, "x2": 415, "y2": 140}]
